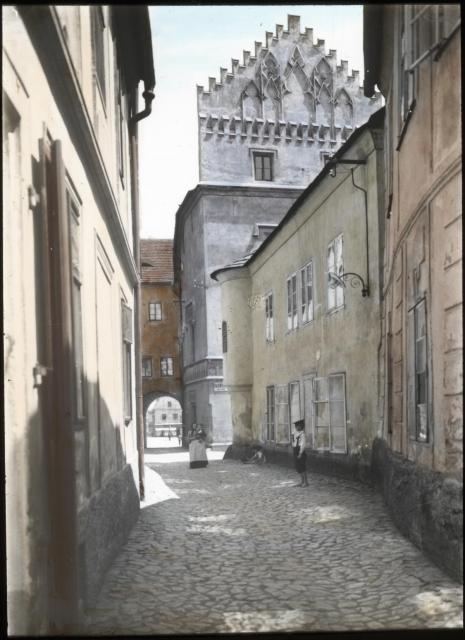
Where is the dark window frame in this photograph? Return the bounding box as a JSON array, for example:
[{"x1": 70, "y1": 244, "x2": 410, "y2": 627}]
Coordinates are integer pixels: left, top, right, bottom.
[
  {"x1": 142, "y1": 356, "x2": 153, "y2": 378},
  {"x1": 253, "y1": 152, "x2": 273, "y2": 181}
]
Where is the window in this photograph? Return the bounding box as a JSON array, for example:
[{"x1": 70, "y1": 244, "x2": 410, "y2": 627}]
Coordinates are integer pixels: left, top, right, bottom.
[
  {"x1": 303, "y1": 376, "x2": 314, "y2": 447},
  {"x1": 313, "y1": 375, "x2": 346, "y2": 452},
  {"x1": 173, "y1": 412, "x2": 178, "y2": 421},
  {"x1": 253, "y1": 152, "x2": 273, "y2": 181},
  {"x1": 399, "y1": 6, "x2": 460, "y2": 136},
  {"x1": 90, "y1": 6, "x2": 106, "y2": 106},
  {"x1": 67, "y1": 187, "x2": 85, "y2": 423},
  {"x1": 121, "y1": 302, "x2": 133, "y2": 422},
  {"x1": 266, "y1": 386, "x2": 275, "y2": 441},
  {"x1": 167, "y1": 401, "x2": 172, "y2": 408},
  {"x1": 320, "y1": 151, "x2": 332, "y2": 166},
  {"x1": 300, "y1": 261, "x2": 314, "y2": 324},
  {"x1": 409, "y1": 5, "x2": 461, "y2": 70},
  {"x1": 149, "y1": 302, "x2": 162, "y2": 321},
  {"x1": 222, "y1": 320, "x2": 228, "y2": 353},
  {"x1": 287, "y1": 274, "x2": 298, "y2": 331},
  {"x1": 327, "y1": 235, "x2": 344, "y2": 311},
  {"x1": 115, "y1": 67, "x2": 125, "y2": 183},
  {"x1": 265, "y1": 292, "x2": 274, "y2": 342},
  {"x1": 289, "y1": 381, "x2": 301, "y2": 434},
  {"x1": 161, "y1": 413, "x2": 167, "y2": 421},
  {"x1": 161, "y1": 357, "x2": 174, "y2": 377},
  {"x1": 276, "y1": 384, "x2": 290, "y2": 443},
  {"x1": 142, "y1": 357, "x2": 152, "y2": 378},
  {"x1": 408, "y1": 299, "x2": 428, "y2": 441}
]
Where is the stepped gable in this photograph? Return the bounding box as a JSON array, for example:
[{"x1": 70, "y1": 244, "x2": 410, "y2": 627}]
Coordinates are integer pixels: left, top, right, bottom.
[
  {"x1": 141, "y1": 239, "x2": 174, "y2": 284},
  {"x1": 197, "y1": 14, "x2": 381, "y2": 147}
]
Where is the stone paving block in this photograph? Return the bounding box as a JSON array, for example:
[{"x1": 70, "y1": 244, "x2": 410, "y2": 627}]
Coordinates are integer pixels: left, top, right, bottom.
[{"x1": 83, "y1": 455, "x2": 463, "y2": 635}]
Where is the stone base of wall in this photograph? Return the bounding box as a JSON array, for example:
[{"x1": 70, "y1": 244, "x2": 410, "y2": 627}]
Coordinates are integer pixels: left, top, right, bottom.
[
  {"x1": 78, "y1": 464, "x2": 140, "y2": 606},
  {"x1": 225, "y1": 443, "x2": 372, "y2": 483},
  {"x1": 371, "y1": 437, "x2": 463, "y2": 583}
]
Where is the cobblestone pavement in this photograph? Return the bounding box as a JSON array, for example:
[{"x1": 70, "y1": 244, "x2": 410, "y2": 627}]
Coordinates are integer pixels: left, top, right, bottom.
[{"x1": 84, "y1": 451, "x2": 463, "y2": 635}]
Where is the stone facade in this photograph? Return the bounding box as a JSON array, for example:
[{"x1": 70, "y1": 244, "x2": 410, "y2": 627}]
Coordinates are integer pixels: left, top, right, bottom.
[
  {"x1": 364, "y1": 5, "x2": 462, "y2": 581},
  {"x1": 212, "y1": 110, "x2": 385, "y2": 474},
  {"x1": 140, "y1": 239, "x2": 182, "y2": 440},
  {"x1": 198, "y1": 14, "x2": 381, "y2": 185},
  {"x1": 174, "y1": 14, "x2": 382, "y2": 445},
  {"x1": 3, "y1": 6, "x2": 154, "y2": 633}
]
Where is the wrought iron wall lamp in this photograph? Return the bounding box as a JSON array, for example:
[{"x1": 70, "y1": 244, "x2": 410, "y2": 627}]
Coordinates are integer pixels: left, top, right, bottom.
[{"x1": 327, "y1": 157, "x2": 370, "y2": 297}]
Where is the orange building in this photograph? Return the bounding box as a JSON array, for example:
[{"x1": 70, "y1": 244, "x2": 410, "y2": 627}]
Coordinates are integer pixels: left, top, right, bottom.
[{"x1": 140, "y1": 240, "x2": 182, "y2": 441}]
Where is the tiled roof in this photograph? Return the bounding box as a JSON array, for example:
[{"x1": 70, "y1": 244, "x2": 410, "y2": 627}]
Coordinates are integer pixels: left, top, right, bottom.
[{"x1": 140, "y1": 239, "x2": 174, "y2": 283}]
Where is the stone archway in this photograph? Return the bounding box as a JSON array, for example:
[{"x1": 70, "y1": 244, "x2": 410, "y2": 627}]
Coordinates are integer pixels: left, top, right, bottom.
[{"x1": 143, "y1": 391, "x2": 183, "y2": 446}]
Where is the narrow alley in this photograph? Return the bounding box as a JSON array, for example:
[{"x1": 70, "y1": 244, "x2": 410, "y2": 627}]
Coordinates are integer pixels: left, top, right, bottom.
[{"x1": 85, "y1": 450, "x2": 462, "y2": 635}]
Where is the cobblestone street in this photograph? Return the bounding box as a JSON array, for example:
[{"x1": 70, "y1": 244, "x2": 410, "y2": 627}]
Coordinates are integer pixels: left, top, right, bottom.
[{"x1": 85, "y1": 450, "x2": 463, "y2": 635}]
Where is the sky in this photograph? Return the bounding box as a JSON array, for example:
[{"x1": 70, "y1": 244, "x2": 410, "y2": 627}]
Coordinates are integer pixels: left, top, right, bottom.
[{"x1": 138, "y1": 5, "x2": 365, "y2": 240}]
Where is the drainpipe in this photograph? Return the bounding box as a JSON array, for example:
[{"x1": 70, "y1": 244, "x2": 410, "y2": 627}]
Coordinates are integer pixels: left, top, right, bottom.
[
  {"x1": 129, "y1": 86, "x2": 154, "y2": 500},
  {"x1": 351, "y1": 167, "x2": 370, "y2": 298}
]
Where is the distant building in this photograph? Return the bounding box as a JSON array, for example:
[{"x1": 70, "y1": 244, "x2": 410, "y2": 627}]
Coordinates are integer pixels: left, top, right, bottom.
[
  {"x1": 174, "y1": 14, "x2": 382, "y2": 446},
  {"x1": 141, "y1": 239, "x2": 182, "y2": 441},
  {"x1": 364, "y1": 4, "x2": 462, "y2": 581},
  {"x1": 146, "y1": 396, "x2": 183, "y2": 438},
  {"x1": 212, "y1": 108, "x2": 385, "y2": 473},
  {"x1": 3, "y1": 6, "x2": 154, "y2": 633}
]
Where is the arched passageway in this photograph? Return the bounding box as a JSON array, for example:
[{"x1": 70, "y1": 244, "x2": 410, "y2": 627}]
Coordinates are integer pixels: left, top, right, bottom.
[{"x1": 144, "y1": 394, "x2": 183, "y2": 448}]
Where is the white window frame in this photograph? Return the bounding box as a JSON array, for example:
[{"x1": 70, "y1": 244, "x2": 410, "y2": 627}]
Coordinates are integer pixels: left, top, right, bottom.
[
  {"x1": 275, "y1": 384, "x2": 290, "y2": 444},
  {"x1": 300, "y1": 261, "x2": 314, "y2": 324},
  {"x1": 327, "y1": 234, "x2": 344, "y2": 312},
  {"x1": 289, "y1": 381, "x2": 301, "y2": 442},
  {"x1": 312, "y1": 374, "x2": 347, "y2": 453},
  {"x1": 160, "y1": 356, "x2": 174, "y2": 377},
  {"x1": 303, "y1": 375, "x2": 315, "y2": 449},
  {"x1": 266, "y1": 385, "x2": 276, "y2": 441},
  {"x1": 286, "y1": 273, "x2": 298, "y2": 331},
  {"x1": 149, "y1": 301, "x2": 162, "y2": 321},
  {"x1": 265, "y1": 291, "x2": 274, "y2": 342}
]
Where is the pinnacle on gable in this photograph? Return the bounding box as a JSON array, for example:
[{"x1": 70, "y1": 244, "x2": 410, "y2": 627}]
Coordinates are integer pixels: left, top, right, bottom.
[
  {"x1": 304, "y1": 28, "x2": 313, "y2": 44},
  {"x1": 220, "y1": 68, "x2": 227, "y2": 84},
  {"x1": 329, "y1": 49, "x2": 337, "y2": 59},
  {"x1": 266, "y1": 31, "x2": 274, "y2": 48},
  {"x1": 276, "y1": 24, "x2": 284, "y2": 38},
  {"x1": 255, "y1": 41, "x2": 262, "y2": 57},
  {"x1": 209, "y1": 77, "x2": 216, "y2": 92},
  {"x1": 243, "y1": 50, "x2": 251, "y2": 66},
  {"x1": 287, "y1": 15, "x2": 301, "y2": 34},
  {"x1": 317, "y1": 38, "x2": 325, "y2": 50},
  {"x1": 231, "y1": 58, "x2": 239, "y2": 74}
]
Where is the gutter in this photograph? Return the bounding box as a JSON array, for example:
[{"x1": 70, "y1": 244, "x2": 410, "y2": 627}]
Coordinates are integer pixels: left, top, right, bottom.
[{"x1": 129, "y1": 89, "x2": 154, "y2": 500}]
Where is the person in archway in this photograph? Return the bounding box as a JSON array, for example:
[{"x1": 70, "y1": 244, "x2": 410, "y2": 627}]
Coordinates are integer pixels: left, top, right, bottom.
[
  {"x1": 176, "y1": 427, "x2": 182, "y2": 446},
  {"x1": 189, "y1": 428, "x2": 209, "y2": 469},
  {"x1": 293, "y1": 420, "x2": 308, "y2": 487}
]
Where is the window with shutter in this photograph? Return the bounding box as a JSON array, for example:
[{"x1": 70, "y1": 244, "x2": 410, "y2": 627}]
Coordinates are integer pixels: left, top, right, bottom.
[{"x1": 276, "y1": 384, "x2": 290, "y2": 443}]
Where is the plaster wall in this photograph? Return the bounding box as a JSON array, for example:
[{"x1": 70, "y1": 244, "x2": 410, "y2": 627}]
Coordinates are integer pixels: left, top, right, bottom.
[
  {"x1": 379, "y1": 13, "x2": 462, "y2": 475},
  {"x1": 218, "y1": 127, "x2": 383, "y2": 457},
  {"x1": 3, "y1": 7, "x2": 140, "y2": 629},
  {"x1": 141, "y1": 282, "x2": 182, "y2": 400}
]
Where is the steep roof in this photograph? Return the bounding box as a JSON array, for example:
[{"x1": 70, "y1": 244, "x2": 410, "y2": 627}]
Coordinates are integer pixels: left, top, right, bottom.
[{"x1": 140, "y1": 239, "x2": 174, "y2": 284}]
